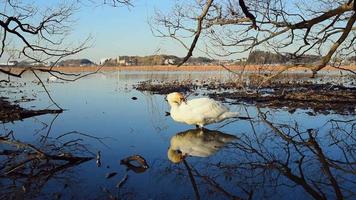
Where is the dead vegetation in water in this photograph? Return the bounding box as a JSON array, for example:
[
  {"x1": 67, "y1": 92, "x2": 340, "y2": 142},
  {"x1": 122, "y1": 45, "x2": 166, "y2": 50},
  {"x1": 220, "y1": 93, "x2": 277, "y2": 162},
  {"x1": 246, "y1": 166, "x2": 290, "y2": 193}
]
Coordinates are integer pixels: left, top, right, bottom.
[
  {"x1": 135, "y1": 80, "x2": 356, "y2": 115},
  {"x1": 0, "y1": 97, "x2": 62, "y2": 123},
  {"x1": 209, "y1": 85, "x2": 356, "y2": 115},
  {"x1": 0, "y1": 131, "x2": 94, "y2": 199},
  {"x1": 134, "y1": 80, "x2": 194, "y2": 94}
]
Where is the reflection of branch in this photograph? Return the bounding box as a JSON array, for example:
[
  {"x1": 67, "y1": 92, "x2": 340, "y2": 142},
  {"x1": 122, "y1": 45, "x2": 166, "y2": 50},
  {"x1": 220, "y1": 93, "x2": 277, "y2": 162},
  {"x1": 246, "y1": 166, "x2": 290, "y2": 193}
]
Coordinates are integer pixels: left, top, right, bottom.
[
  {"x1": 0, "y1": 131, "x2": 93, "y2": 198},
  {"x1": 40, "y1": 113, "x2": 60, "y2": 143},
  {"x1": 255, "y1": 108, "x2": 355, "y2": 199},
  {"x1": 56, "y1": 130, "x2": 111, "y2": 148},
  {"x1": 165, "y1": 109, "x2": 355, "y2": 199},
  {"x1": 308, "y1": 130, "x2": 343, "y2": 200},
  {"x1": 258, "y1": 108, "x2": 308, "y2": 145},
  {"x1": 32, "y1": 70, "x2": 62, "y2": 110},
  {"x1": 192, "y1": 166, "x2": 244, "y2": 200},
  {"x1": 277, "y1": 162, "x2": 325, "y2": 200},
  {"x1": 0, "y1": 137, "x2": 92, "y2": 174},
  {"x1": 183, "y1": 159, "x2": 201, "y2": 200}
]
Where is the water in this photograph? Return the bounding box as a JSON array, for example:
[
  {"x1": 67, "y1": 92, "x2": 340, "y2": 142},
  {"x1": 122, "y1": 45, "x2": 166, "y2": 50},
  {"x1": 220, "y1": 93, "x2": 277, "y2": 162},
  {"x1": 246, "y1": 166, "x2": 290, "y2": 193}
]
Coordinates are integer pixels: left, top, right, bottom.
[{"x1": 0, "y1": 70, "x2": 355, "y2": 199}]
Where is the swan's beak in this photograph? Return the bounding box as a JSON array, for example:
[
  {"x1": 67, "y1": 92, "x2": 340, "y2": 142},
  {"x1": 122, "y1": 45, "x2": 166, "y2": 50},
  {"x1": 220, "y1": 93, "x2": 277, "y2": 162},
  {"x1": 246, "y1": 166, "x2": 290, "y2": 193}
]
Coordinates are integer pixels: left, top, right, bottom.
[
  {"x1": 176, "y1": 150, "x2": 187, "y2": 162},
  {"x1": 182, "y1": 153, "x2": 188, "y2": 160},
  {"x1": 181, "y1": 97, "x2": 187, "y2": 104},
  {"x1": 164, "y1": 96, "x2": 168, "y2": 102}
]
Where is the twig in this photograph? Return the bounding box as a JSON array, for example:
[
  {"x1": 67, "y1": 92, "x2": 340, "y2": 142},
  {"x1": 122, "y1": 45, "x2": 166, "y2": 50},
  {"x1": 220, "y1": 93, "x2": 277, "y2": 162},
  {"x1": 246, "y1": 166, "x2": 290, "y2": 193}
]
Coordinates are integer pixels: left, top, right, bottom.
[
  {"x1": 32, "y1": 70, "x2": 63, "y2": 110},
  {"x1": 177, "y1": 0, "x2": 214, "y2": 67},
  {"x1": 183, "y1": 159, "x2": 201, "y2": 200}
]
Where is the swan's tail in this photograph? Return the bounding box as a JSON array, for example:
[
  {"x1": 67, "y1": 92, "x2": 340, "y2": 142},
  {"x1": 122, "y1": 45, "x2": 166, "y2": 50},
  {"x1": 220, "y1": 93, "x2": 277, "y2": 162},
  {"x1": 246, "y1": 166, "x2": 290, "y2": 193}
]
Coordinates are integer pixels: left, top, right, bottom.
[
  {"x1": 221, "y1": 112, "x2": 239, "y2": 119},
  {"x1": 221, "y1": 112, "x2": 253, "y2": 120}
]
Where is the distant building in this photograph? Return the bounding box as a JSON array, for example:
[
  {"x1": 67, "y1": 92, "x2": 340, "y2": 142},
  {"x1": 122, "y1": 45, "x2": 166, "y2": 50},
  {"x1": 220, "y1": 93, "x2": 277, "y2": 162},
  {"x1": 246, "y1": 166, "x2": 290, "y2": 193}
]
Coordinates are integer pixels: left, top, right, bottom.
[
  {"x1": 56, "y1": 59, "x2": 94, "y2": 66},
  {"x1": 100, "y1": 58, "x2": 110, "y2": 65},
  {"x1": 164, "y1": 58, "x2": 176, "y2": 65},
  {"x1": 9, "y1": 60, "x2": 18, "y2": 66},
  {"x1": 0, "y1": 60, "x2": 18, "y2": 66},
  {"x1": 30, "y1": 62, "x2": 46, "y2": 66},
  {"x1": 118, "y1": 56, "x2": 137, "y2": 66}
]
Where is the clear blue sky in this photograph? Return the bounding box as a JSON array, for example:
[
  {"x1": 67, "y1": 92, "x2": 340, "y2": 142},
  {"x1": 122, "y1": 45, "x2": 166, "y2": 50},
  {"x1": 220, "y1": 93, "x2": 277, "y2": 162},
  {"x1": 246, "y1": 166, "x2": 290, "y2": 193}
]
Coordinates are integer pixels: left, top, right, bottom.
[
  {"x1": 2, "y1": 0, "x2": 346, "y2": 63},
  {"x1": 0, "y1": 0, "x2": 192, "y2": 63},
  {"x1": 70, "y1": 0, "x2": 190, "y2": 62}
]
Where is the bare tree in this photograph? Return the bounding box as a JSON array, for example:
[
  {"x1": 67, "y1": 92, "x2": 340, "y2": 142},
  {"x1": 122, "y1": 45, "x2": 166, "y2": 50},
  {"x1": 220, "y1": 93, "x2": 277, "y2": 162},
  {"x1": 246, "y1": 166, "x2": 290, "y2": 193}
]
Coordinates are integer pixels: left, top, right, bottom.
[
  {"x1": 153, "y1": 0, "x2": 356, "y2": 77},
  {"x1": 0, "y1": 0, "x2": 133, "y2": 110},
  {"x1": 0, "y1": 0, "x2": 133, "y2": 80}
]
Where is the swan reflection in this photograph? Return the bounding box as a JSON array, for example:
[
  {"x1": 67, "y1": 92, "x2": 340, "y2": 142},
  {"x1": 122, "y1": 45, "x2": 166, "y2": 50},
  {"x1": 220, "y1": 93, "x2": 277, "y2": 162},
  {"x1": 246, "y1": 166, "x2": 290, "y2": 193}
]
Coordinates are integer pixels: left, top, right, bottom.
[{"x1": 167, "y1": 128, "x2": 237, "y2": 163}]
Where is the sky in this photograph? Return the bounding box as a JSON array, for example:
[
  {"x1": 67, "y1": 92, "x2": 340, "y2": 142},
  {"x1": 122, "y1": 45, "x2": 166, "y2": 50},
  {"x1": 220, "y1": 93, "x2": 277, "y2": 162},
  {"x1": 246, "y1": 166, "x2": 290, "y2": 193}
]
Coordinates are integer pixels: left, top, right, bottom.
[
  {"x1": 0, "y1": 0, "x2": 193, "y2": 63},
  {"x1": 69, "y1": 0, "x2": 190, "y2": 62},
  {"x1": 2, "y1": 0, "x2": 346, "y2": 64}
]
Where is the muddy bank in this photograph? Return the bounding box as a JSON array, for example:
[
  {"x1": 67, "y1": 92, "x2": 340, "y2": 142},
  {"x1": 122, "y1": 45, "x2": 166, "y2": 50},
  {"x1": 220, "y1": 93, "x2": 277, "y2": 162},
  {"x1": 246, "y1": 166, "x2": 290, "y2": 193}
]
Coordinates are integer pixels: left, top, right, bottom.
[
  {"x1": 0, "y1": 97, "x2": 62, "y2": 123},
  {"x1": 134, "y1": 81, "x2": 356, "y2": 115}
]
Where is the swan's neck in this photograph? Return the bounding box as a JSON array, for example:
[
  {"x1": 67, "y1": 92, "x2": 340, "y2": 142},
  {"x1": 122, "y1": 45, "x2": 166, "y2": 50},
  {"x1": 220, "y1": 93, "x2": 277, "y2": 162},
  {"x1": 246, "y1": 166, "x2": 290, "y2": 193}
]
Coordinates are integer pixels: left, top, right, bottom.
[
  {"x1": 170, "y1": 138, "x2": 179, "y2": 149},
  {"x1": 168, "y1": 102, "x2": 180, "y2": 109}
]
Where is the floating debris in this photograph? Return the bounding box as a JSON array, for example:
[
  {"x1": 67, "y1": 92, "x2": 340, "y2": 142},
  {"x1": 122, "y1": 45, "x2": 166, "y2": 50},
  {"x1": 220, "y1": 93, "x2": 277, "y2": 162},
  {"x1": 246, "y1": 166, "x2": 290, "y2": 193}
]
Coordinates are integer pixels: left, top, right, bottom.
[
  {"x1": 120, "y1": 155, "x2": 149, "y2": 173},
  {"x1": 105, "y1": 172, "x2": 118, "y2": 179},
  {"x1": 131, "y1": 97, "x2": 138, "y2": 100},
  {"x1": 116, "y1": 174, "x2": 129, "y2": 188},
  {"x1": 100, "y1": 187, "x2": 116, "y2": 200},
  {"x1": 134, "y1": 80, "x2": 192, "y2": 95},
  {"x1": 96, "y1": 151, "x2": 101, "y2": 167}
]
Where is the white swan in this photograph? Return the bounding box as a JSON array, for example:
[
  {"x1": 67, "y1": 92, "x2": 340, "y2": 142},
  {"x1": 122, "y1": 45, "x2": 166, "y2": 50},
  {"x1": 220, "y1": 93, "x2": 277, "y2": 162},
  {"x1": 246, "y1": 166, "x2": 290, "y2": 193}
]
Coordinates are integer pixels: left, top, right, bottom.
[
  {"x1": 166, "y1": 92, "x2": 239, "y2": 128},
  {"x1": 167, "y1": 128, "x2": 237, "y2": 163},
  {"x1": 47, "y1": 76, "x2": 57, "y2": 82}
]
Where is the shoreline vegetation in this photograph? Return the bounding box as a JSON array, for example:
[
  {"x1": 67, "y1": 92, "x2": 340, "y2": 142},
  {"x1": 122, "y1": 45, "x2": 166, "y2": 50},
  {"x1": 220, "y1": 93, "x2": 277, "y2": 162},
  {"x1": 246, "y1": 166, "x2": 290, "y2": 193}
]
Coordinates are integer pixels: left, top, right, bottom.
[
  {"x1": 1, "y1": 65, "x2": 355, "y2": 122},
  {"x1": 2, "y1": 64, "x2": 356, "y2": 73},
  {"x1": 0, "y1": 97, "x2": 62, "y2": 123},
  {"x1": 134, "y1": 80, "x2": 356, "y2": 115}
]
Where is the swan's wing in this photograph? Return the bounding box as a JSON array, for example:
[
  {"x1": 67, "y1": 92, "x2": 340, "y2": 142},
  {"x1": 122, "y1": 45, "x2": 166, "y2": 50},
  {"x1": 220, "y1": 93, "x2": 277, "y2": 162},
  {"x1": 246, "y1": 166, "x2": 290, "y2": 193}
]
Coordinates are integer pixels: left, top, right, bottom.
[
  {"x1": 202, "y1": 130, "x2": 238, "y2": 143},
  {"x1": 171, "y1": 132, "x2": 210, "y2": 157},
  {"x1": 184, "y1": 98, "x2": 228, "y2": 119},
  {"x1": 171, "y1": 130, "x2": 237, "y2": 158}
]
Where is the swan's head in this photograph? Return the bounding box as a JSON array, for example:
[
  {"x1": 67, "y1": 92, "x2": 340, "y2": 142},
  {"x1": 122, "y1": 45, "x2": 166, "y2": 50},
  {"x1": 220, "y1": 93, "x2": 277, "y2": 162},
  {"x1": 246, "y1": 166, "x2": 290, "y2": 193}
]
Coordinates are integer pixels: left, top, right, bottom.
[
  {"x1": 167, "y1": 147, "x2": 186, "y2": 163},
  {"x1": 166, "y1": 92, "x2": 186, "y2": 107}
]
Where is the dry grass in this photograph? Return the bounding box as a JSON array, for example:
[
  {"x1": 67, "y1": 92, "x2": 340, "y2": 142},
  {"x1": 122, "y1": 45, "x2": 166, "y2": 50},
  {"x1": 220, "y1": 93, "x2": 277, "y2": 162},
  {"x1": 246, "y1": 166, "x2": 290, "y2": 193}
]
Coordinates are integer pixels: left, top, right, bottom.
[{"x1": 3, "y1": 64, "x2": 356, "y2": 73}]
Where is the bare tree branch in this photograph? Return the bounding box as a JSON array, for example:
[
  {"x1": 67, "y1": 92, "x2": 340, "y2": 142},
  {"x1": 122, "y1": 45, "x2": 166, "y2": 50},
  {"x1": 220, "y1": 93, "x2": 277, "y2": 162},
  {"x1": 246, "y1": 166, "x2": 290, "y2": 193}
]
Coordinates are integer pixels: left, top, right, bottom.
[{"x1": 177, "y1": 0, "x2": 214, "y2": 67}]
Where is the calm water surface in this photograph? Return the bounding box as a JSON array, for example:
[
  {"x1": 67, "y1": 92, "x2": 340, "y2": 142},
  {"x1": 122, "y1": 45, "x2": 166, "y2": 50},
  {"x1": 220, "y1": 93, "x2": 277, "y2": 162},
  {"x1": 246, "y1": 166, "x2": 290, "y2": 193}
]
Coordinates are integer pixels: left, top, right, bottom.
[{"x1": 0, "y1": 70, "x2": 355, "y2": 200}]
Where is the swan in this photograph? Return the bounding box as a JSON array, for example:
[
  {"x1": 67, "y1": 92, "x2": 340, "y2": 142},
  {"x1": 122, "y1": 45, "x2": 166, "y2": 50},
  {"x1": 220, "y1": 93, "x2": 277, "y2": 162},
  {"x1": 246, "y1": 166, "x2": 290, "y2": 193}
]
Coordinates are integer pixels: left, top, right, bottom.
[
  {"x1": 167, "y1": 128, "x2": 237, "y2": 163},
  {"x1": 166, "y1": 92, "x2": 239, "y2": 128},
  {"x1": 47, "y1": 76, "x2": 57, "y2": 82}
]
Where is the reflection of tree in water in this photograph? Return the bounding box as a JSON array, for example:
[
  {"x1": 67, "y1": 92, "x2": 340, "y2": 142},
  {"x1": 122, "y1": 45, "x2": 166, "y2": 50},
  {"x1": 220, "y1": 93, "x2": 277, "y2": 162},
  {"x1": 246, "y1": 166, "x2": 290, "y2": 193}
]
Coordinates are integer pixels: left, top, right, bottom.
[
  {"x1": 165, "y1": 109, "x2": 356, "y2": 200},
  {"x1": 0, "y1": 114, "x2": 104, "y2": 199}
]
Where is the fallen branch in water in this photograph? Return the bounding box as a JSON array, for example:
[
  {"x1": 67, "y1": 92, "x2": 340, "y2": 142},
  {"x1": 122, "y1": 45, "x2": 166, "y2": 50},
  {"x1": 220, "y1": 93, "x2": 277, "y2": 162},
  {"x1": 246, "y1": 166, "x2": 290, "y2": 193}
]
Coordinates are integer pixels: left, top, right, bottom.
[
  {"x1": 120, "y1": 155, "x2": 149, "y2": 173},
  {"x1": 0, "y1": 97, "x2": 63, "y2": 123}
]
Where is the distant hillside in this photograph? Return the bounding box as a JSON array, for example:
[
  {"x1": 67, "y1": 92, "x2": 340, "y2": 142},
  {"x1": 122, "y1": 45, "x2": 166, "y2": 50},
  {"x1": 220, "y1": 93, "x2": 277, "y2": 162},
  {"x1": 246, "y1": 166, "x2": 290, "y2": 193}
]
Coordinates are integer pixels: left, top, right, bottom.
[
  {"x1": 3, "y1": 52, "x2": 353, "y2": 68},
  {"x1": 102, "y1": 54, "x2": 216, "y2": 66},
  {"x1": 57, "y1": 59, "x2": 94, "y2": 66},
  {"x1": 135, "y1": 55, "x2": 178, "y2": 65},
  {"x1": 348, "y1": 56, "x2": 356, "y2": 63},
  {"x1": 247, "y1": 50, "x2": 321, "y2": 64}
]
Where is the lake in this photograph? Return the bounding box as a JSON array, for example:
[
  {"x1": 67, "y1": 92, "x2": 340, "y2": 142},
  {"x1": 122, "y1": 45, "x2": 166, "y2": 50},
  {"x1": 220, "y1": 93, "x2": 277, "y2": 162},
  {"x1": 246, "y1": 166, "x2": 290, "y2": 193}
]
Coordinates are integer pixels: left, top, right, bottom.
[{"x1": 1, "y1": 70, "x2": 355, "y2": 200}]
